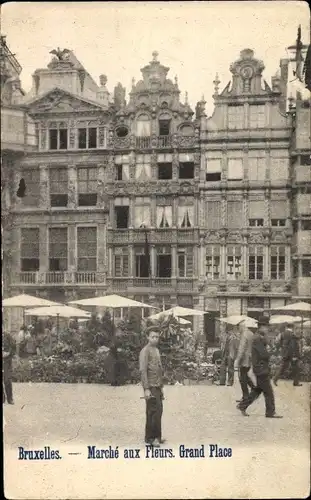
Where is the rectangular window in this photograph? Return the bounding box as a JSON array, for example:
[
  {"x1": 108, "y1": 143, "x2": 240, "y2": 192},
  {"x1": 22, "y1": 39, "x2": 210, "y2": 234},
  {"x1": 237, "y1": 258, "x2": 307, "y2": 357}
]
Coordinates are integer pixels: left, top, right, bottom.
[
  {"x1": 270, "y1": 159, "x2": 289, "y2": 181},
  {"x1": 178, "y1": 248, "x2": 193, "y2": 277},
  {"x1": 206, "y1": 246, "x2": 220, "y2": 280},
  {"x1": 271, "y1": 219, "x2": 286, "y2": 227},
  {"x1": 300, "y1": 154, "x2": 311, "y2": 166},
  {"x1": 248, "y1": 246, "x2": 263, "y2": 280},
  {"x1": 77, "y1": 227, "x2": 97, "y2": 271},
  {"x1": 227, "y1": 201, "x2": 243, "y2": 228},
  {"x1": 249, "y1": 105, "x2": 266, "y2": 128},
  {"x1": 157, "y1": 206, "x2": 172, "y2": 228},
  {"x1": 206, "y1": 159, "x2": 221, "y2": 181},
  {"x1": 179, "y1": 162, "x2": 194, "y2": 179},
  {"x1": 227, "y1": 246, "x2": 242, "y2": 280},
  {"x1": 49, "y1": 228, "x2": 68, "y2": 271},
  {"x1": 206, "y1": 201, "x2": 221, "y2": 229},
  {"x1": 156, "y1": 246, "x2": 172, "y2": 277},
  {"x1": 78, "y1": 127, "x2": 98, "y2": 149},
  {"x1": 249, "y1": 219, "x2": 264, "y2": 227},
  {"x1": 114, "y1": 248, "x2": 129, "y2": 277},
  {"x1": 20, "y1": 228, "x2": 39, "y2": 271},
  {"x1": 134, "y1": 197, "x2": 151, "y2": 228},
  {"x1": 178, "y1": 205, "x2": 194, "y2": 228},
  {"x1": 115, "y1": 206, "x2": 129, "y2": 228},
  {"x1": 50, "y1": 168, "x2": 68, "y2": 207},
  {"x1": 227, "y1": 158, "x2": 243, "y2": 180},
  {"x1": 135, "y1": 248, "x2": 150, "y2": 278},
  {"x1": 270, "y1": 246, "x2": 285, "y2": 280},
  {"x1": 301, "y1": 220, "x2": 311, "y2": 231},
  {"x1": 227, "y1": 105, "x2": 244, "y2": 129},
  {"x1": 248, "y1": 157, "x2": 266, "y2": 181},
  {"x1": 158, "y1": 163, "x2": 172, "y2": 180},
  {"x1": 77, "y1": 167, "x2": 98, "y2": 206},
  {"x1": 301, "y1": 259, "x2": 311, "y2": 277},
  {"x1": 21, "y1": 169, "x2": 40, "y2": 207},
  {"x1": 115, "y1": 155, "x2": 129, "y2": 181},
  {"x1": 49, "y1": 128, "x2": 68, "y2": 150},
  {"x1": 270, "y1": 200, "x2": 288, "y2": 221}
]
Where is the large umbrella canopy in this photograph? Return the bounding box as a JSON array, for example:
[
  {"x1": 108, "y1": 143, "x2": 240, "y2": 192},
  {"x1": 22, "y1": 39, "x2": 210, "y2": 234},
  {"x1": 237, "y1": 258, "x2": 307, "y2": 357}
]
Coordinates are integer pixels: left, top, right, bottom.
[
  {"x1": 3, "y1": 294, "x2": 60, "y2": 308},
  {"x1": 149, "y1": 306, "x2": 206, "y2": 320},
  {"x1": 270, "y1": 302, "x2": 311, "y2": 315},
  {"x1": 269, "y1": 315, "x2": 303, "y2": 325},
  {"x1": 69, "y1": 294, "x2": 154, "y2": 309},
  {"x1": 25, "y1": 305, "x2": 91, "y2": 318},
  {"x1": 219, "y1": 315, "x2": 258, "y2": 328}
]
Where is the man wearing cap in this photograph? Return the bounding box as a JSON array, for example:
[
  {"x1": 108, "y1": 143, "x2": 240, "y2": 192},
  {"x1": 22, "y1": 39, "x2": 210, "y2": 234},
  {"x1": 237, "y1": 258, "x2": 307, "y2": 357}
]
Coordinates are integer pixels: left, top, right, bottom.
[
  {"x1": 235, "y1": 320, "x2": 255, "y2": 403},
  {"x1": 273, "y1": 326, "x2": 302, "y2": 387},
  {"x1": 237, "y1": 316, "x2": 282, "y2": 418},
  {"x1": 139, "y1": 326, "x2": 164, "y2": 447}
]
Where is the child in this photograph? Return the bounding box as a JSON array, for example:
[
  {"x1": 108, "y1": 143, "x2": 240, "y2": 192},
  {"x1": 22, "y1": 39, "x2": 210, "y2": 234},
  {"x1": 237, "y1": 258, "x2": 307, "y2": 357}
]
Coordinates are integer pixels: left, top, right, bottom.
[{"x1": 139, "y1": 326, "x2": 164, "y2": 447}]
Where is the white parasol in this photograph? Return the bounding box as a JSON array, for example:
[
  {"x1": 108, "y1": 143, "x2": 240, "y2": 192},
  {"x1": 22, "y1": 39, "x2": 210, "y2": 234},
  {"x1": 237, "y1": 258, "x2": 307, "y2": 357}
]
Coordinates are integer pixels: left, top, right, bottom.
[
  {"x1": 149, "y1": 306, "x2": 206, "y2": 320},
  {"x1": 3, "y1": 294, "x2": 61, "y2": 325},
  {"x1": 25, "y1": 305, "x2": 91, "y2": 336},
  {"x1": 269, "y1": 315, "x2": 304, "y2": 325},
  {"x1": 219, "y1": 315, "x2": 258, "y2": 328}
]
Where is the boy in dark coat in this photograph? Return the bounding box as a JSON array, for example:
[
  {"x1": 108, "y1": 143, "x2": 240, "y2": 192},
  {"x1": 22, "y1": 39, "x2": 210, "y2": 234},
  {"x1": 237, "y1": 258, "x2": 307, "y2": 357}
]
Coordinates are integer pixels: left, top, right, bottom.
[
  {"x1": 139, "y1": 326, "x2": 164, "y2": 447},
  {"x1": 237, "y1": 316, "x2": 283, "y2": 418}
]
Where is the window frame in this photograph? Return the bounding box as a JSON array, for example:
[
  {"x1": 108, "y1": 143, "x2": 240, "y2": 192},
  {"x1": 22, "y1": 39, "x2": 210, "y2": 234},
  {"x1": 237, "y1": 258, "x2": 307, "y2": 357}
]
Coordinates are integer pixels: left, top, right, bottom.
[{"x1": 77, "y1": 226, "x2": 97, "y2": 272}]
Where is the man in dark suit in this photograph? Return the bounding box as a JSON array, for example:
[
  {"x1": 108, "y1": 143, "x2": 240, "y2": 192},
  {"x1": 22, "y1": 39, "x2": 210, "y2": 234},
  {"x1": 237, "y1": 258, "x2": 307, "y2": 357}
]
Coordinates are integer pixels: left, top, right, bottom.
[
  {"x1": 3, "y1": 332, "x2": 16, "y2": 404},
  {"x1": 237, "y1": 316, "x2": 282, "y2": 418},
  {"x1": 273, "y1": 327, "x2": 302, "y2": 387},
  {"x1": 235, "y1": 320, "x2": 255, "y2": 403}
]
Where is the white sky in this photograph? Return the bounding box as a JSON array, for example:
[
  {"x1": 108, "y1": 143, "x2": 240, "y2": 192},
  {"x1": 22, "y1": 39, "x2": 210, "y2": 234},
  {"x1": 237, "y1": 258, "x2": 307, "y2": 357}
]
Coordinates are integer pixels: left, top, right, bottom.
[{"x1": 2, "y1": 1, "x2": 310, "y2": 112}]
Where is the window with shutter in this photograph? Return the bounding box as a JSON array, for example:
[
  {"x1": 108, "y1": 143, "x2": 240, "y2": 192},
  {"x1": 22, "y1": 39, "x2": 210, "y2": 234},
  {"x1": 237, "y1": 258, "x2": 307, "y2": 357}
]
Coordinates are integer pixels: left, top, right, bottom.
[{"x1": 20, "y1": 228, "x2": 40, "y2": 271}]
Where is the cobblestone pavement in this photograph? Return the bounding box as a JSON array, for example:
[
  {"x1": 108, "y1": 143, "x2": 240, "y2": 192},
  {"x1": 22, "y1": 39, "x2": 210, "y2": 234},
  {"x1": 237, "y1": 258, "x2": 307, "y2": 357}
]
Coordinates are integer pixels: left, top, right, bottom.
[{"x1": 3, "y1": 381, "x2": 310, "y2": 499}]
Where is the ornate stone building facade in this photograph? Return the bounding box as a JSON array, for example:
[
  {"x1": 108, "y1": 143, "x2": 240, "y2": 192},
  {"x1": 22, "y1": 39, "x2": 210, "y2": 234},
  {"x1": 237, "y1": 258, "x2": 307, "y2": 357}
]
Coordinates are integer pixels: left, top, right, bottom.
[{"x1": 2, "y1": 41, "x2": 310, "y2": 338}]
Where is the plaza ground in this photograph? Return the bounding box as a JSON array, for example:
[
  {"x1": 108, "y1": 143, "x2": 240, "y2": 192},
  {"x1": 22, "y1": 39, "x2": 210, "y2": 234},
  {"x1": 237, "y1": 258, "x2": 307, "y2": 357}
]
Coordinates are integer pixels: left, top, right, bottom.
[{"x1": 4, "y1": 382, "x2": 310, "y2": 499}]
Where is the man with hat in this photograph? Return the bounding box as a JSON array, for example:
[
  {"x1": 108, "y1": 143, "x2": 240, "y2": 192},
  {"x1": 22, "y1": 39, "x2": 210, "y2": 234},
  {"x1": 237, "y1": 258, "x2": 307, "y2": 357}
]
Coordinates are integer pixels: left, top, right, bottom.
[
  {"x1": 237, "y1": 316, "x2": 283, "y2": 418},
  {"x1": 273, "y1": 326, "x2": 302, "y2": 387},
  {"x1": 139, "y1": 325, "x2": 164, "y2": 447},
  {"x1": 235, "y1": 319, "x2": 256, "y2": 403}
]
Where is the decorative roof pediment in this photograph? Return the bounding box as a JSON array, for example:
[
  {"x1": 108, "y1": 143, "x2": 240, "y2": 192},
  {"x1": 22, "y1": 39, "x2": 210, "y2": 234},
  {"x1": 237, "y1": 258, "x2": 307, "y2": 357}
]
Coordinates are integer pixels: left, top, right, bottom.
[{"x1": 26, "y1": 88, "x2": 107, "y2": 114}]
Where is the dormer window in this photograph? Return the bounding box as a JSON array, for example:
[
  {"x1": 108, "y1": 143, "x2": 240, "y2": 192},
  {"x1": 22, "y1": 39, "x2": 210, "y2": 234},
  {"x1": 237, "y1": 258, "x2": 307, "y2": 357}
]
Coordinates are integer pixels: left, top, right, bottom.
[
  {"x1": 159, "y1": 119, "x2": 170, "y2": 136},
  {"x1": 49, "y1": 127, "x2": 68, "y2": 150},
  {"x1": 78, "y1": 127, "x2": 97, "y2": 149}
]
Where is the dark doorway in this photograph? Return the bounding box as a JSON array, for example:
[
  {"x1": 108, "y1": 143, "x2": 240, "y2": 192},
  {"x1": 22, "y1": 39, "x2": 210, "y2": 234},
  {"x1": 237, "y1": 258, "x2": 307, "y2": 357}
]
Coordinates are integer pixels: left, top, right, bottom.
[{"x1": 204, "y1": 311, "x2": 219, "y2": 347}]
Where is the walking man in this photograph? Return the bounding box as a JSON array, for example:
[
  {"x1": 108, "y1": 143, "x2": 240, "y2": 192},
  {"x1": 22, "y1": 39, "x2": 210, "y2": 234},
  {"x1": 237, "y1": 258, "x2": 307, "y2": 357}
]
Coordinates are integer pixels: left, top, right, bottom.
[
  {"x1": 273, "y1": 327, "x2": 302, "y2": 387},
  {"x1": 3, "y1": 331, "x2": 16, "y2": 405},
  {"x1": 237, "y1": 316, "x2": 283, "y2": 418},
  {"x1": 235, "y1": 320, "x2": 255, "y2": 403},
  {"x1": 219, "y1": 326, "x2": 239, "y2": 386},
  {"x1": 139, "y1": 326, "x2": 164, "y2": 447}
]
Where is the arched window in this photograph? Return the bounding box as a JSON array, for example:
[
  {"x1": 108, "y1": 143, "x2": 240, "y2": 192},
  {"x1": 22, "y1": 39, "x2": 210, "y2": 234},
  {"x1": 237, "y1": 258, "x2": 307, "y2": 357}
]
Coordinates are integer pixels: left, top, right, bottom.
[{"x1": 136, "y1": 114, "x2": 151, "y2": 137}]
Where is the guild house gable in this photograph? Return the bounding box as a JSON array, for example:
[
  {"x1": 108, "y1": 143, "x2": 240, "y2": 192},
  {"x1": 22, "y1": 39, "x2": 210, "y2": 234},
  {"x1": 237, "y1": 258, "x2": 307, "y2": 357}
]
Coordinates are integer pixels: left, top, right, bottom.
[{"x1": 25, "y1": 88, "x2": 108, "y2": 115}]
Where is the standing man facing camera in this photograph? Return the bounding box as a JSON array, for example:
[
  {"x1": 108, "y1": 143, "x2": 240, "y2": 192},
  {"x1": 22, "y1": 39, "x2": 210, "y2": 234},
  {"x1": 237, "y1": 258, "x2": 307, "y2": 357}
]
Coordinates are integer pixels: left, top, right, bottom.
[{"x1": 139, "y1": 326, "x2": 165, "y2": 448}]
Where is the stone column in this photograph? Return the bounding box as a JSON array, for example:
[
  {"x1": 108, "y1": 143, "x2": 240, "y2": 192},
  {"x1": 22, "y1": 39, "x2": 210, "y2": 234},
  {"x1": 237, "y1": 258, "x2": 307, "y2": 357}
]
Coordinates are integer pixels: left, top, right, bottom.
[
  {"x1": 108, "y1": 247, "x2": 113, "y2": 277},
  {"x1": 172, "y1": 152, "x2": 179, "y2": 180},
  {"x1": 68, "y1": 164, "x2": 77, "y2": 209},
  {"x1": 172, "y1": 196, "x2": 178, "y2": 228},
  {"x1": 128, "y1": 245, "x2": 134, "y2": 278},
  {"x1": 171, "y1": 244, "x2": 177, "y2": 278},
  {"x1": 151, "y1": 197, "x2": 157, "y2": 228},
  {"x1": 200, "y1": 239, "x2": 205, "y2": 279},
  {"x1": 97, "y1": 222, "x2": 107, "y2": 274},
  {"x1": 151, "y1": 245, "x2": 156, "y2": 277},
  {"x1": 67, "y1": 224, "x2": 76, "y2": 273},
  {"x1": 264, "y1": 244, "x2": 270, "y2": 280},
  {"x1": 39, "y1": 164, "x2": 49, "y2": 210},
  {"x1": 39, "y1": 225, "x2": 48, "y2": 274},
  {"x1": 285, "y1": 242, "x2": 291, "y2": 280},
  {"x1": 129, "y1": 197, "x2": 135, "y2": 229},
  {"x1": 97, "y1": 164, "x2": 106, "y2": 209}
]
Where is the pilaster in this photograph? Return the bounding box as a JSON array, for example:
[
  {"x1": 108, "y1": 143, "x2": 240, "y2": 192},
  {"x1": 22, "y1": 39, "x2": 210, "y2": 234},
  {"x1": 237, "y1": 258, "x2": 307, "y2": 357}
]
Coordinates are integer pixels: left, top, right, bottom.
[
  {"x1": 39, "y1": 164, "x2": 49, "y2": 210},
  {"x1": 68, "y1": 164, "x2": 77, "y2": 209}
]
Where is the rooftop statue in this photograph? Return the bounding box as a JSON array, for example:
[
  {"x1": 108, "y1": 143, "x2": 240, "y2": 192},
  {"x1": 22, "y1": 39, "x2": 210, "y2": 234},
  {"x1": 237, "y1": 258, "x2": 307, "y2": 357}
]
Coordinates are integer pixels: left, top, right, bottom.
[{"x1": 49, "y1": 48, "x2": 71, "y2": 61}]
